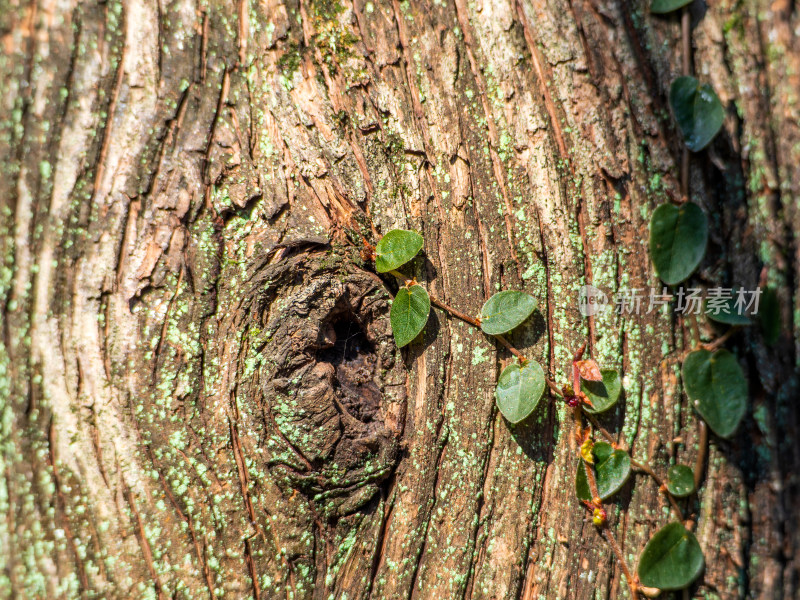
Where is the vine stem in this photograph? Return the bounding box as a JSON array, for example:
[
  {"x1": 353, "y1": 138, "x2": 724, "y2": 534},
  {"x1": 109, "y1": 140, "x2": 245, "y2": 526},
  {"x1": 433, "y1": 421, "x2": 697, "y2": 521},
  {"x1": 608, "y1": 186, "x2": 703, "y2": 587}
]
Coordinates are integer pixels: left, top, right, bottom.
[
  {"x1": 630, "y1": 459, "x2": 685, "y2": 521},
  {"x1": 387, "y1": 273, "x2": 642, "y2": 589},
  {"x1": 676, "y1": 7, "x2": 713, "y2": 539},
  {"x1": 388, "y1": 269, "x2": 528, "y2": 361},
  {"x1": 491, "y1": 331, "x2": 527, "y2": 362},
  {"x1": 581, "y1": 464, "x2": 605, "y2": 510},
  {"x1": 385, "y1": 267, "x2": 655, "y2": 598},
  {"x1": 680, "y1": 148, "x2": 690, "y2": 200},
  {"x1": 680, "y1": 4, "x2": 692, "y2": 199},
  {"x1": 681, "y1": 6, "x2": 692, "y2": 76},
  {"x1": 580, "y1": 431, "x2": 603, "y2": 504},
  {"x1": 699, "y1": 325, "x2": 741, "y2": 352},
  {"x1": 585, "y1": 413, "x2": 685, "y2": 521},
  {"x1": 584, "y1": 413, "x2": 617, "y2": 445},
  {"x1": 602, "y1": 525, "x2": 639, "y2": 600},
  {"x1": 578, "y1": 468, "x2": 639, "y2": 600},
  {"x1": 575, "y1": 403, "x2": 639, "y2": 599},
  {"x1": 545, "y1": 378, "x2": 562, "y2": 396}
]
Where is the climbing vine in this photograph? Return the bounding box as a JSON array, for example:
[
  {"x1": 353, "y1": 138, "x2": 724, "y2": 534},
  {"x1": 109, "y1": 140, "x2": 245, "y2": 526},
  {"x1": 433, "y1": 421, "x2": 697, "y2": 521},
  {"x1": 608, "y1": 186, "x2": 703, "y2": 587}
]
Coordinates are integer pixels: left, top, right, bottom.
[
  {"x1": 352, "y1": 2, "x2": 785, "y2": 597},
  {"x1": 368, "y1": 227, "x2": 704, "y2": 597}
]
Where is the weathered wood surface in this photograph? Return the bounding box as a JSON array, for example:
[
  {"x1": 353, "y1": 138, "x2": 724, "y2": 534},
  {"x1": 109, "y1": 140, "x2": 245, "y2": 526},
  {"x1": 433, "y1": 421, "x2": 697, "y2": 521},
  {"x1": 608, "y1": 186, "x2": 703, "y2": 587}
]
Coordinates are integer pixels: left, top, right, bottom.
[{"x1": 1, "y1": 0, "x2": 799, "y2": 597}]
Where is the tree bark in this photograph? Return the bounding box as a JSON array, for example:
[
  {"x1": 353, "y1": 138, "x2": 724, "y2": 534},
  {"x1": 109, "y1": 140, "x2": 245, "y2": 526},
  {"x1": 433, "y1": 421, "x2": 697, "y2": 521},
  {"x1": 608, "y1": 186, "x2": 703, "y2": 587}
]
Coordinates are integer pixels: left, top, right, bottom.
[{"x1": 1, "y1": 0, "x2": 799, "y2": 598}]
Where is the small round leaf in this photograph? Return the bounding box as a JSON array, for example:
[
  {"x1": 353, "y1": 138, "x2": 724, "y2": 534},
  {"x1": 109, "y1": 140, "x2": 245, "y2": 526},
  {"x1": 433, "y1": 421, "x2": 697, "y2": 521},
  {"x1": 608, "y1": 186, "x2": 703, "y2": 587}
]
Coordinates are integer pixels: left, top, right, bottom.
[
  {"x1": 638, "y1": 522, "x2": 704, "y2": 590},
  {"x1": 375, "y1": 229, "x2": 424, "y2": 273},
  {"x1": 667, "y1": 465, "x2": 696, "y2": 498},
  {"x1": 670, "y1": 76, "x2": 725, "y2": 152},
  {"x1": 581, "y1": 368, "x2": 622, "y2": 414},
  {"x1": 480, "y1": 291, "x2": 537, "y2": 335},
  {"x1": 575, "y1": 442, "x2": 631, "y2": 501},
  {"x1": 649, "y1": 202, "x2": 708, "y2": 285},
  {"x1": 390, "y1": 285, "x2": 430, "y2": 348},
  {"x1": 495, "y1": 361, "x2": 546, "y2": 424},
  {"x1": 682, "y1": 349, "x2": 747, "y2": 438},
  {"x1": 651, "y1": 0, "x2": 692, "y2": 14}
]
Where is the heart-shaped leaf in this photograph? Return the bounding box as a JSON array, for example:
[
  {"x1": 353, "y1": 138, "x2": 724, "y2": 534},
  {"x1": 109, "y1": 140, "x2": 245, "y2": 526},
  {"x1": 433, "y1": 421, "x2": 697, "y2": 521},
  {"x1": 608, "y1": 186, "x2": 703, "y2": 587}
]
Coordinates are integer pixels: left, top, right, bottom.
[
  {"x1": 390, "y1": 285, "x2": 430, "y2": 348},
  {"x1": 480, "y1": 291, "x2": 537, "y2": 335},
  {"x1": 651, "y1": 0, "x2": 692, "y2": 14},
  {"x1": 667, "y1": 465, "x2": 696, "y2": 498},
  {"x1": 670, "y1": 76, "x2": 725, "y2": 152},
  {"x1": 638, "y1": 522, "x2": 704, "y2": 590},
  {"x1": 581, "y1": 368, "x2": 622, "y2": 414},
  {"x1": 575, "y1": 442, "x2": 631, "y2": 501},
  {"x1": 495, "y1": 360, "x2": 545, "y2": 424},
  {"x1": 375, "y1": 229, "x2": 424, "y2": 273},
  {"x1": 682, "y1": 349, "x2": 747, "y2": 438},
  {"x1": 649, "y1": 202, "x2": 708, "y2": 285}
]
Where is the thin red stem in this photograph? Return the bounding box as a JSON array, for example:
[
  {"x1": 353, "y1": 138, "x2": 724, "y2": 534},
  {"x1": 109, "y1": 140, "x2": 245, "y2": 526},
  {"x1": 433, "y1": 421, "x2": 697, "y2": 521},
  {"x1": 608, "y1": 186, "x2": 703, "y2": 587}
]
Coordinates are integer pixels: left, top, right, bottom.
[
  {"x1": 630, "y1": 458, "x2": 685, "y2": 521},
  {"x1": 681, "y1": 6, "x2": 692, "y2": 76},
  {"x1": 584, "y1": 413, "x2": 618, "y2": 446},
  {"x1": 491, "y1": 332, "x2": 526, "y2": 361},
  {"x1": 388, "y1": 269, "x2": 527, "y2": 361},
  {"x1": 699, "y1": 326, "x2": 741, "y2": 352},
  {"x1": 680, "y1": 5, "x2": 692, "y2": 199},
  {"x1": 584, "y1": 453, "x2": 602, "y2": 503},
  {"x1": 578, "y1": 500, "x2": 639, "y2": 600},
  {"x1": 602, "y1": 526, "x2": 639, "y2": 600},
  {"x1": 546, "y1": 378, "x2": 562, "y2": 396},
  {"x1": 574, "y1": 403, "x2": 638, "y2": 599}
]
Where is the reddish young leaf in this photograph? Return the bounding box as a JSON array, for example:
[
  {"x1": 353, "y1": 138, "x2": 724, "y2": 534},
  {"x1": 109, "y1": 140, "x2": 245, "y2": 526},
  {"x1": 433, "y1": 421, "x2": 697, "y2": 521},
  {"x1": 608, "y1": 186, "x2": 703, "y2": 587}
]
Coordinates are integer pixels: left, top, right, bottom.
[{"x1": 576, "y1": 359, "x2": 602, "y2": 382}]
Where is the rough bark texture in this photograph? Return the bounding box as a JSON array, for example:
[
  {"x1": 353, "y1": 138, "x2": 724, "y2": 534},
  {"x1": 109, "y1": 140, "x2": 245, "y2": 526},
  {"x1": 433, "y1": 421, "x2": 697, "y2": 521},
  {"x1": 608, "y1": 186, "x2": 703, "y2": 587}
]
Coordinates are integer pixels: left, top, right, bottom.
[{"x1": 1, "y1": 0, "x2": 799, "y2": 598}]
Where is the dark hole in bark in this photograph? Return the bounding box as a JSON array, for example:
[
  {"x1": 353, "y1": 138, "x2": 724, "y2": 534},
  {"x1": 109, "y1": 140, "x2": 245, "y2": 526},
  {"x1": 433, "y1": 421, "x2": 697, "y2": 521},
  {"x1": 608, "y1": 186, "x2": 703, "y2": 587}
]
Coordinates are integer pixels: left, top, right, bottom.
[{"x1": 317, "y1": 313, "x2": 382, "y2": 424}]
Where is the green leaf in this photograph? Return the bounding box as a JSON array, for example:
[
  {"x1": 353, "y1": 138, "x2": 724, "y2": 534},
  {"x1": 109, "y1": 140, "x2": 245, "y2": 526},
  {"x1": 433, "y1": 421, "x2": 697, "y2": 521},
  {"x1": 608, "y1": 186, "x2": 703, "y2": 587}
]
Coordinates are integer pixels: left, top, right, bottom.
[
  {"x1": 495, "y1": 360, "x2": 546, "y2": 424},
  {"x1": 758, "y1": 287, "x2": 781, "y2": 346},
  {"x1": 575, "y1": 442, "x2": 631, "y2": 501},
  {"x1": 649, "y1": 202, "x2": 708, "y2": 285},
  {"x1": 637, "y1": 522, "x2": 704, "y2": 590},
  {"x1": 670, "y1": 76, "x2": 725, "y2": 152},
  {"x1": 581, "y1": 369, "x2": 622, "y2": 414},
  {"x1": 704, "y1": 291, "x2": 752, "y2": 325},
  {"x1": 375, "y1": 229, "x2": 424, "y2": 273},
  {"x1": 651, "y1": 0, "x2": 692, "y2": 14},
  {"x1": 667, "y1": 465, "x2": 696, "y2": 498},
  {"x1": 480, "y1": 291, "x2": 537, "y2": 335},
  {"x1": 390, "y1": 285, "x2": 430, "y2": 348},
  {"x1": 682, "y1": 349, "x2": 747, "y2": 438}
]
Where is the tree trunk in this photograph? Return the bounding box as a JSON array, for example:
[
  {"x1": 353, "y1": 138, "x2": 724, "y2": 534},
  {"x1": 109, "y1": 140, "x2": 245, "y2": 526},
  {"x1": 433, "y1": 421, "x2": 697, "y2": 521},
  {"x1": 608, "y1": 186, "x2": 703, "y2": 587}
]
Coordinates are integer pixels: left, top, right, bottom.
[{"x1": 1, "y1": 0, "x2": 799, "y2": 598}]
